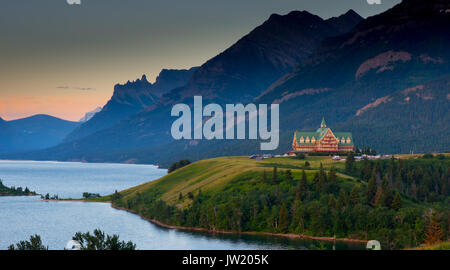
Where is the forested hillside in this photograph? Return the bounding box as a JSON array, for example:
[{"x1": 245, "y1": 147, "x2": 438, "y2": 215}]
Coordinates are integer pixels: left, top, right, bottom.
[{"x1": 106, "y1": 154, "x2": 450, "y2": 249}]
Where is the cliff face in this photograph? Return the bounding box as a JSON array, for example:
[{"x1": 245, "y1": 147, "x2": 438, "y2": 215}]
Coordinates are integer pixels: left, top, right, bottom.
[
  {"x1": 63, "y1": 75, "x2": 159, "y2": 143},
  {"x1": 64, "y1": 66, "x2": 198, "y2": 143},
  {"x1": 150, "y1": 67, "x2": 199, "y2": 97}
]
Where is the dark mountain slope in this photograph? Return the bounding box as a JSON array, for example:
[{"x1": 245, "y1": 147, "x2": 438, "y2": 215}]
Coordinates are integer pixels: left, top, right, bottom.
[
  {"x1": 150, "y1": 67, "x2": 199, "y2": 97},
  {"x1": 246, "y1": 0, "x2": 450, "y2": 153},
  {"x1": 336, "y1": 76, "x2": 450, "y2": 154},
  {"x1": 9, "y1": 10, "x2": 365, "y2": 163},
  {"x1": 64, "y1": 67, "x2": 197, "y2": 143},
  {"x1": 147, "y1": 0, "x2": 450, "y2": 163},
  {"x1": 157, "y1": 9, "x2": 363, "y2": 105},
  {"x1": 258, "y1": 0, "x2": 450, "y2": 104},
  {"x1": 0, "y1": 115, "x2": 80, "y2": 154}
]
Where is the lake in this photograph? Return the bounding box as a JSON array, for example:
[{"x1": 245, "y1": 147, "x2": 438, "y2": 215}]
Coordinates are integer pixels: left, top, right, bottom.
[{"x1": 0, "y1": 160, "x2": 365, "y2": 250}]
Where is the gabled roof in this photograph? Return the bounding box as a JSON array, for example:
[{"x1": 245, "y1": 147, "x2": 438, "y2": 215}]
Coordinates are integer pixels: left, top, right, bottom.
[{"x1": 294, "y1": 118, "x2": 354, "y2": 146}]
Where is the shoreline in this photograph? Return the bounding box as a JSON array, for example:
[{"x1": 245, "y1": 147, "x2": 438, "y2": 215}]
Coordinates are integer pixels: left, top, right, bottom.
[{"x1": 110, "y1": 204, "x2": 368, "y2": 245}]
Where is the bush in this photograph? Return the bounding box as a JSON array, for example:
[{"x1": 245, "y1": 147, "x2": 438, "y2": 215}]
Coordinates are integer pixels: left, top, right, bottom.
[
  {"x1": 73, "y1": 229, "x2": 136, "y2": 250},
  {"x1": 8, "y1": 235, "x2": 48, "y2": 250},
  {"x1": 168, "y1": 160, "x2": 191, "y2": 173},
  {"x1": 295, "y1": 152, "x2": 306, "y2": 159},
  {"x1": 83, "y1": 192, "x2": 101, "y2": 199}
]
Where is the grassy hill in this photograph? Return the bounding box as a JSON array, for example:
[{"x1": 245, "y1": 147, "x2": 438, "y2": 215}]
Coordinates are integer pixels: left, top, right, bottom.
[
  {"x1": 96, "y1": 154, "x2": 449, "y2": 250},
  {"x1": 116, "y1": 156, "x2": 355, "y2": 205}
]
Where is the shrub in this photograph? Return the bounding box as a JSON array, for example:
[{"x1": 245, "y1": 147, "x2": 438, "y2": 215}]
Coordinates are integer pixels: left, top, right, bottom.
[{"x1": 168, "y1": 160, "x2": 191, "y2": 173}]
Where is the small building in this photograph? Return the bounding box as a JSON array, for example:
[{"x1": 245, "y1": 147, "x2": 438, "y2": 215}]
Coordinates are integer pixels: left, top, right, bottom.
[{"x1": 292, "y1": 118, "x2": 354, "y2": 153}]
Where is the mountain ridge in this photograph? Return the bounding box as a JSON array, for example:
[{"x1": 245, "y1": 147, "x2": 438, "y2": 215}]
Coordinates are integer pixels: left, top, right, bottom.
[
  {"x1": 0, "y1": 114, "x2": 80, "y2": 154},
  {"x1": 8, "y1": 2, "x2": 450, "y2": 165}
]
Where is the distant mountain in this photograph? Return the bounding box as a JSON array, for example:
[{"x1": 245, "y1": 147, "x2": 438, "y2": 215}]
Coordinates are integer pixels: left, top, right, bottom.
[
  {"x1": 63, "y1": 67, "x2": 197, "y2": 142},
  {"x1": 63, "y1": 75, "x2": 158, "y2": 142},
  {"x1": 2, "y1": 9, "x2": 365, "y2": 164},
  {"x1": 0, "y1": 115, "x2": 80, "y2": 154},
  {"x1": 79, "y1": 107, "x2": 102, "y2": 122}
]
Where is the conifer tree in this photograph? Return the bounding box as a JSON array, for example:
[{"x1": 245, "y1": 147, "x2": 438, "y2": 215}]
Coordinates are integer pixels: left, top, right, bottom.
[
  {"x1": 381, "y1": 176, "x2": 394, "y2": 208},
  {"x1": 272, "y1": 167, "x2": 278, "y2": 185},
  {"x1": 336, "y1": 190, "x2": 347, "y2": 210},
  {"x1": 328, "y1": 194, "x2": 336, "y2": 209},
  {"x1": 279, "y1": 204, "x2": 289, "y2": 233},
  {"x1": 392, "y1": 193, "x2": 402, "y2": 211},
  {"x1": 349, "y1": 187, "x2": 360, "y2": 206},
  {"x1": 424, "y1": 213, "x2": 444, "y2": 245},
  {"x1": 367, "y1": 175, "x2": 377, "y2": 205},
  {"x1": 345, "y1": 152, "x2": 355, "y2": 172},
  {"x1": 328, "y1": 166, "x2": 338, "y2": 192},
  {"x1": 297, "y1": 170, "x2": 308, "y2": 200}
]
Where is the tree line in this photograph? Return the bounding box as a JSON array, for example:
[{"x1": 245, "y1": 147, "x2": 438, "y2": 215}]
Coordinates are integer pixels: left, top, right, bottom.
[{"x1": 113, "y1": 155, "x2": 449, "y2": 249}]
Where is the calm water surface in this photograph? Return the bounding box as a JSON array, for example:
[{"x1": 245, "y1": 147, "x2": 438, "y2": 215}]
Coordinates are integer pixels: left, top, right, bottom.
[{"x1": 0, "y1": 160, "x2": 364, "y2": 250}]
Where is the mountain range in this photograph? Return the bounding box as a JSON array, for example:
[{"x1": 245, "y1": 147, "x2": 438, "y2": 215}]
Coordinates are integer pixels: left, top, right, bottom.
[
  {"x1": 3, "y1": 0, "x2": 449, "y2": 167},
  {"x1": 0, "y1": 115, "x2": 80, "y2": 154},
  {"x1": 63, "y1": 67, "x2": 197, "y2": 142}
]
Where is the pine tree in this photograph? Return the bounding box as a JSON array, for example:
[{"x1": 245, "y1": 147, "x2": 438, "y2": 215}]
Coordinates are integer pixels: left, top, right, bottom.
[
  {"x1": 349, "y1": 187, "x2": 361, "y2": 206},
  {"x1": 360, "y1": 158, "x2": 372, "y2": 181},
  {"x1": 297, "y1": 170, "x2": 308, "y2": 200},
  {"x1": 394, "y1": 172, "x2": 404, "y2": 193},
  {"x1": 345, "y1": 152, "x2": 355, "y2": 172},
  {"x1": 327, "y1": 166, "x2": 338, "y2": 193},
  {"x1": 424, "y1": 213, "x2": 444, "y2": 245},
  {"x1": 272, "y1": 167, "x2": 278, "y2": 185},
  {"x1": 381, "y1": 176, "x2": 393, "y2": 208},
  {"x1": 336, "y1": 190, "x2": 347, "y2": 210},
  {"x1": 392, "y1": 193, "x2": 402, "y2": 211},
  {"x1": 328, "y1": 194, "x2": 336, "y2": 209},
  {"x1": 367, "y1": 175, "x2": 377, "y2": 205},
  {"x1": 279, "y1": 204, "x2": 289, "y2": 233},
  {"x1": 316, "y1": 163, "x2": 327, "y2": 194}
]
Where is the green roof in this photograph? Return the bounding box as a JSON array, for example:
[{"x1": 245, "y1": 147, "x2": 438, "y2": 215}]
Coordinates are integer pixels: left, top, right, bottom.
[
  {"x1": 294, "y1": 118, "x2": 354, "y2": 146},
  {"x1": 294, "y1": 129, "x2": 353, "y2": 146}
]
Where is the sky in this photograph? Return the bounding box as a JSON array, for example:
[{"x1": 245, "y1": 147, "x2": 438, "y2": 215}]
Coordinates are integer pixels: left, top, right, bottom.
[{"x1": 0, "y1": 0, "x2": 400, "y2": 121}]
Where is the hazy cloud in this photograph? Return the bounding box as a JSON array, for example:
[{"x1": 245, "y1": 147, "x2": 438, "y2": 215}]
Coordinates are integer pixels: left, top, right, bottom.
[{"x1": 57, "y1": 86, "x2": 96, "y2": 91}]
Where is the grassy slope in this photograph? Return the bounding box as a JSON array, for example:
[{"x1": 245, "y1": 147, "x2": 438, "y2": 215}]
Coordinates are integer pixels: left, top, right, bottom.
[
  {"x1": 115, "y1": 156, "x2": 356, "y2": 207},
  {"x1": 408, "y1": 241, "x2": 450, "y2": 250}
]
